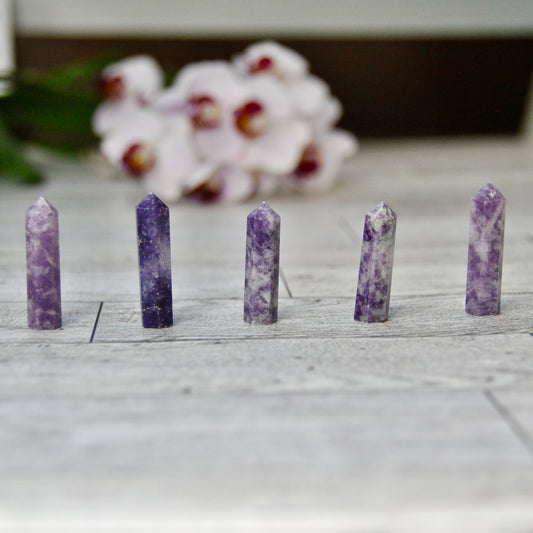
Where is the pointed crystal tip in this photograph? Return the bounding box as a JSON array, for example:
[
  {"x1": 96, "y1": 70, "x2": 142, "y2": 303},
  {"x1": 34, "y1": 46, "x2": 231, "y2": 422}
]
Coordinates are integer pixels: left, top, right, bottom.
[
  {"x1": 27, "y1": 197, "x2": 57, "y2": 215},
  {"x1": 367, "y1": 201, "x2": 396, "y2": 221},
  {"x1": 472, "y1": 183, "x2": 505, "y2": 211},
  {"x1": 474, "y1": 183, "x2": 505, "y2": 199},
  {"x1": 250, "y1": 201, "x2": 280, "y2": 218},
  {"x1": 256, "y1": 201, "x2": 275, "y2": 212},
  {"x1": 137, "y1": 192, "x2": 168, "y2": 211},
  {"x1": 248, "y1": 201, "x2": 280, "y2": 232}
]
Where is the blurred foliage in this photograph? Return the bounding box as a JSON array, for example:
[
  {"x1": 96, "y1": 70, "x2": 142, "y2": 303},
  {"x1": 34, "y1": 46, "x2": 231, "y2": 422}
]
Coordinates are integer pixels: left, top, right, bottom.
[{"x1": 0, "y1": 57, "x2": 112, "y2": 184}]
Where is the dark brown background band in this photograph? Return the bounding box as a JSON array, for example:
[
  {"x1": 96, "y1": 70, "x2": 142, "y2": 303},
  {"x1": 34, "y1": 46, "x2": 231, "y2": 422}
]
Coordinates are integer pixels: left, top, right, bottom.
[{"x1": 16, "y1": 36, "x2": 533, "y2": 137}]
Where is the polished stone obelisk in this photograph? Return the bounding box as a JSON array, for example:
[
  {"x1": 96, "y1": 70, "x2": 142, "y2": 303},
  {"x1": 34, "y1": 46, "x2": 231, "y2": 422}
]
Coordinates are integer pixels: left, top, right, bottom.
[
  {"x1": 26, "y1": 197, "x2": 61, "y2": 329},
  {"x1": 244, "y1": 202, "x2": 281, "y2": 324},
  {"x1": 354, "y1": 201, "x2": 397, "y2": 323},
  {"x1": 136, "y1": 193, "x2": 173, "y2": 328},
  {"x1": 465, "y1": 183, "x2": 505, "y2": 316}
]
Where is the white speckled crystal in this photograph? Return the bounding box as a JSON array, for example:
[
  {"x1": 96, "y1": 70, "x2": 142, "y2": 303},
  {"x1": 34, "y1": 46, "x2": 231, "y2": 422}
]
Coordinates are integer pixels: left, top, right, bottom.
[
  {"x1": 244, "y1": 202, "x2": 281, "y2": 325},
  {"x1": 465, "y1": 183, "x2": 505, "y2": 316},
  {"x1": 354, "y1": 201, "x2": 397, "y2": 323},
  {"x1": 137, "y1": 193, "x2": 173, "y2": 328},
  {"x1": 26, "y1": 197, "x2": 61, "y2": 329}
]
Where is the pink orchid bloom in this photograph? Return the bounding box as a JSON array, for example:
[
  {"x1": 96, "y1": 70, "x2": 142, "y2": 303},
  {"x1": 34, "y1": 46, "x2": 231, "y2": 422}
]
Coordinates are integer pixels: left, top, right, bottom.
[
  {"x1": 100, "y1": 108, "x2": 200, "y2": 202},
  {"x1": 185, "y1": 163, "x2": 257, "y2": 204},
  {"x1": 160, "y1": 64, "x2": 312, "y2": 175},
  {"x1": 233, "y1": 40, "x2": 309, "y2": 80},
  {"x1": 97, "y1": 54, "x2": 163, "y2": 102},
  {"x1": 235, "y1": 41, "x2": 336, "y2": 124},
  {"x1": 93, "y1": 55, "x2": 163, "y2": 136},
  {"x1": 92, "y1": 97, "x2": 142, "y2": 136},
  {"x1": 92, "y1": 43, "x2": 358, "y2": 204},
  {"x1": 232, "y1": 76, "x2": 312, "y2": 175},
  {"x1": 312, "y1": 96, "x2": 343, "y2": 133},
  {"x1": 285, "y1": 129, "x2": 358, "y2": 193},
  {"x1": 156, "y1": 61, "x2": 247, "y2": 165}
]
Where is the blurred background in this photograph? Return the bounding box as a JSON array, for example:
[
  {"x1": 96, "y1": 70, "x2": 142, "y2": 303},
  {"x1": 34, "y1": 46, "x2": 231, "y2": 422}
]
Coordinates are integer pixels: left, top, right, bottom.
[{"x1": 2, "y1": 0, "x2": 533, "y2": 139}]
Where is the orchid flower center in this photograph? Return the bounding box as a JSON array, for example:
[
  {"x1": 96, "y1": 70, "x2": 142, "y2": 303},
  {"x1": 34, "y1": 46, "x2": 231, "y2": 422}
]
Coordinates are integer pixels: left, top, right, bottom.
[
  {"x1": 97, "y1": 75, "x2": 124, "y2": 99},
  {"x1": 187, "y1": 174, "x2": 224, "y2": 202},
  {"x1": 294, "y1": 144, "x2": 322, "y2": 179},
  {"x1": 188, "y1": 95, "x2": 223, "y2": 130},
  {"x1": 122, "y1": 143, "x2": 156, "y2": 177},
  {"x1": 249, "y1": 56, "x2": 275, "y2": 74},
  {"x1": 234, "y1": 101, "x2": 269, "y2": 138}
]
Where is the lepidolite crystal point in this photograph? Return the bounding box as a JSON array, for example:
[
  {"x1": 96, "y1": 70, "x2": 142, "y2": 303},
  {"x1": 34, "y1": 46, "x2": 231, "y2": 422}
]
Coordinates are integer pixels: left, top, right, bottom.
[
  {"x1": 244, "y1": 202, "x2": 281, "y2": 325},
  {"x1": 354, "y1": 201, "x2": 397, "y2": 323},
  {"x1": 249, "y1": 202, "x2": 281, "y2": 232},
  {"x1": 136, "y1": 193, "x2": 173, "y2": 328},
  {"x1": 465, "y1": 183, "x2": 505, "y2": 316},
  {"x1": 137, "y1": 192, "x2": 166, "y2": 211},
  {"x1": 26, "y1": 197, "x2": 61, "y2": 330}
]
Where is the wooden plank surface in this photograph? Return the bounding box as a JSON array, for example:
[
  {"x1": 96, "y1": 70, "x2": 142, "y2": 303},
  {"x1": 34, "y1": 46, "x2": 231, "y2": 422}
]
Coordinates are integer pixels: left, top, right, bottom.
[{"x1": 1, "y1": 138, "x2": 533, "y2": 532}]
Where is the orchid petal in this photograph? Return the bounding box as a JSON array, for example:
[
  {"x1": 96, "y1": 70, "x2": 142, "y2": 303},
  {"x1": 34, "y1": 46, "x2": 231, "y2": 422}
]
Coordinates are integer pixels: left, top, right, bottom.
[
  {"x1": 160, "y1": 61, "x2": 245, "y2": 110},
  {"x1": 241, "y1": 76, "x2": 292, "y2": 120},
  {"x1": 255, "y1": 172, "x2": 282, "y2": 197},
  {"x1": 92, "y1": 98, "x2": 141, "y2": 136},
  {"x1": 243, "y1": 120, "x2": 312, "y2": 175},
  {"x1": 102, "y1": 55, "x2": 163, "y2": 102},
  {"x1": 215, "y1": 166, "x2": 257, "y2": 203},
  {"x1": 234, "y1": 41, "x2": 309, "y2": 79},
  {"x1": 288, "y1": 129, "x2": 358, "y2": 193},
  {"x1": 312, "y1": 97, "x2": 343, "y2": 133},
  {"x1": 288, "y1": 75, "x2": 330, "y2": 117},
  {"x1": 99, "y1": 108, "x2": 165, "y2": 167},
  {"x1": 195, "y1": 120, "x2": 245, "y2": 164}
]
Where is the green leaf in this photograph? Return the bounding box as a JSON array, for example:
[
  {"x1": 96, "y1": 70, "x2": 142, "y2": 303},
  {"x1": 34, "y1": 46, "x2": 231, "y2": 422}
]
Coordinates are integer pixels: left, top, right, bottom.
[{"x1": 0, "y1": 56, "x2": 116, "y2": 151}]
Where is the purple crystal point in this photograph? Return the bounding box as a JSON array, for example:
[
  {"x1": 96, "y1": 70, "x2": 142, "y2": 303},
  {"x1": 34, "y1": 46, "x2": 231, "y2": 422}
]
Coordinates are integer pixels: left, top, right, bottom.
[
  {"x1": 26, "y1": 197, "x2": 61, "y2": 329},
  {"x1": 136, "y1": 193, "x2": 173, "y2": 328},
  {"x1": 465, "y1": 183, "x2": 505, "y2": 316},
  {"x1": 354, "y1": 201, "x2": 397, "y2": 323},
  {"x1": 244, "y1": 202, "x2": 281, "y2": 325}
]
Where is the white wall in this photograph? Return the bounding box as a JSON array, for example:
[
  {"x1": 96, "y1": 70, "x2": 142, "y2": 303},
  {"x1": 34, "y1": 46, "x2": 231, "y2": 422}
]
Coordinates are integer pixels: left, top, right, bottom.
[
  {"x1": 13, "y1": 0, "x2": 533, "y2": 38},
  {"x1": 0, "y1": 0, "x2": 13, "y2": 70},
  {"x1": 0, "y1": 0, "x2": 13, "y2": 94}
]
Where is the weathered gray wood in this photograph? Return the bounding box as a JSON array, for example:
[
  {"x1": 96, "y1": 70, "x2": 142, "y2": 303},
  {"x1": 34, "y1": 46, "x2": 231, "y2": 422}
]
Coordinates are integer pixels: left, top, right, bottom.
[
  {"x1": 1, "y1": 334, "x2": 533, "y2": 397},
  {"x1": 0, "y1": 301, "x2": 100, "y2": 343},
  {"x1": 2, "y1": 139, "x2": 533, "y2": 531},
  {"x1": 489, "y1": 389, "x2": 533, "y2": 454},
  {"x1": 0, "y1": 390, "x2": 532, "y2": 532},
  {"x1": 86, "y1": 294, "x2": 533, "y2": 343}
]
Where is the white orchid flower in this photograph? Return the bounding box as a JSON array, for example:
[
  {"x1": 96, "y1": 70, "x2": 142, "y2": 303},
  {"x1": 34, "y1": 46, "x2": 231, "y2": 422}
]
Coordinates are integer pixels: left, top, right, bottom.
[
  {"x1": 286, "y1": 129, "x2": 358, "y2": 193},
  {"x1": 185, "y1": 162, "x2": 257, "y2": 203},
  {"x1": 93, "y1": 55, "x2": 164, "y2": 136},
  {"x1": 233, "y1": 40, "x2": 309, "y2": 80},
  {"x1": 233, "y1": 76, "x2": 312, "y2": 175},
  {"x1": 97, "y1": 54, "x2": 163, "y2": 102},
  {"x1": 156, "y1": 61, "x2": 247, "y2": 165},
  {"x1": 100, "y1": 108, "x2": 199, "y2": 202}
]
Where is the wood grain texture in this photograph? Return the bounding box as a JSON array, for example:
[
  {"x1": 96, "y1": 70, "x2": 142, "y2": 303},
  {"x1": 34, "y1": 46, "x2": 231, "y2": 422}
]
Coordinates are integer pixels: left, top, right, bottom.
[
  {"x1": 85, "y1": 294, "x2": 533, "y2": 344},
  {"x1": 1, "y1": 391, "x2": 533, "y2": 532},
  {"x1": 0, "y1": 301, "x2": 100, "y2": 343},
  {"x1": 1, "y1": 334, "x2": 532, "y2": 397},
  {"x1": 1, "y1": 139, "x2": 533, "y2": 531}
]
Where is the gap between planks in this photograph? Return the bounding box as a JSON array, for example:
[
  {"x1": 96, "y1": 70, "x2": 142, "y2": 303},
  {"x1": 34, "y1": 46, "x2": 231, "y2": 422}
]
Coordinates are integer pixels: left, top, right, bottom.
[
  {"x1": 279, "y1": 268, "x2": 293, "y2": 298},
  {"x1": 485, "y1": 390, "x2": 533, "y2": 460},
  {"x1": 89, "y1": 302, "x2": 104, "y2": 343}
]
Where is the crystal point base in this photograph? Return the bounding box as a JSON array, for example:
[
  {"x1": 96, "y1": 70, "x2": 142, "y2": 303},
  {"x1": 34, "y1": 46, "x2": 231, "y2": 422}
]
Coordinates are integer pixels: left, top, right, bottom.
[
  {"x1": 26, "y1": 197, "x2": 62, "y2": 330},
  {"x1": 354, "y1": 201, "x2": 397, "y2": 323},
  {"x1": 137, "y1": 193, "x2": 173, "y2": 328},
  {"x1": 244, "y1": 202, "x2": 281, "y2": 325},
  {"x1": 465, "y1": 183, "x2": 505, "y2": 316}
]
